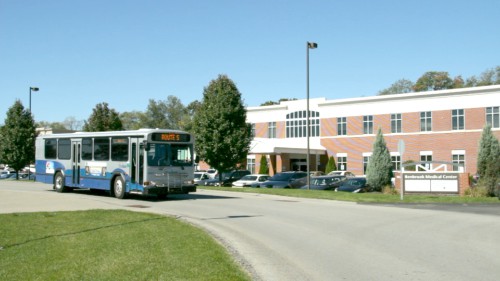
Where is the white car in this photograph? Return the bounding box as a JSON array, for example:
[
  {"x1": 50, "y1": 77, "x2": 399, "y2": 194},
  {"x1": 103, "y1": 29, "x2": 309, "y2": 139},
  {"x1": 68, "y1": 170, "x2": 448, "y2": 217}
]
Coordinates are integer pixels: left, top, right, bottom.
[
  {"x1": 232, "y1": 174, "x2": 270, "y2": 188},
  {"x1": 193, "y1": 172, "x2": 210, "y2": 185},
  {"x1": 327, "y1": 171, "x2": 356, "y2": 178}
]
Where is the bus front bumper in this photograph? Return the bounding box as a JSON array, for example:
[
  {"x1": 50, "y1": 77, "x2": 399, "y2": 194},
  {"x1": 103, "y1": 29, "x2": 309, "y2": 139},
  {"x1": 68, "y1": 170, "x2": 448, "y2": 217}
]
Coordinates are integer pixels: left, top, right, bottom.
[{"x1": 143, "y1": 184, "x2": 196, "y2": 196}]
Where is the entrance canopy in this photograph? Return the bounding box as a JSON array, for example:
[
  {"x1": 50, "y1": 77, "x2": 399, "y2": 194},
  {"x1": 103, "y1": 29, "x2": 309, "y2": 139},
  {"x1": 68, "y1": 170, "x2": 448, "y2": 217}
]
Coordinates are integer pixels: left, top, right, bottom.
[{"x1": 249, "y1": 138, "x2": 326, "y2": 155}]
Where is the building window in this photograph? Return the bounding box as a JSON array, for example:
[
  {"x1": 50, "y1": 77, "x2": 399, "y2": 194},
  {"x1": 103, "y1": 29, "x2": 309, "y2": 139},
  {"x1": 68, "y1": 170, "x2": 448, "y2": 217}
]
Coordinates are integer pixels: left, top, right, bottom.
[
  {"x1": 363, "y1": 115, "x2": 373, "y2": 134},
  {"x1": 337, "y1": 117, "x2": 347, "y2": 136},
  {"x1": 452, "y1": 109, "x2": 464, "y2": 130},
  {"x1": 452, "y1": 153, "x2": 465, "y2": 172},
  {"x1": 247, "y1": 158, "x2": 255, "y2": 174},
  {"x1": 363, "y1": 155, "x2": 371, "y2": 174},
  {"x1": 337, "y1": 156, "x2": 347, "y2": 171},
  {"x1": 286, "y1": 110, "x2": 320, "y2": 138},
  {"x1": 337, "y1": 155, "x2": 347, "y2": 171},
  {"x1": 420, "y1": 111, "x2": 432, "y2": 132},
  {"x1": 391, "y1": 113, "x2": 402, "y2": 133},
  {"x1": 250, "y1": 123, "x2": 255, "y2": 138},
  {"x1": 268, "y1": 122, "x2": 276, "y2": 138},
  {"x1": 419, "y1": 152, "x2": 433, "y2": 171},
  {"x1": 486, "y1": 106, "x2": 499, "y2": 128},
  {"x1": 391, "y1": 154, "x2": 401, "y2": 171}
]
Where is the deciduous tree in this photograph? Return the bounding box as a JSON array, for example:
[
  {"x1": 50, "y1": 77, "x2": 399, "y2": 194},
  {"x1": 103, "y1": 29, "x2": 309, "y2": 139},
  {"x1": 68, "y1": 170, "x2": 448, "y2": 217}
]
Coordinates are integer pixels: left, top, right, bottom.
[
  {"x1": 378, "y1": 79, "x2": 414, "y2": 95},
  {"x1": 413, "y1": 71, "x2": 454, "y2": 92},
  {"x1": 83, "y1": 102, "x2": 123, "y2": 132},
  {"x1": 193, "y1": 75, "x2": 252, "y2": 178},
  {"x1": 0, "y1": 100, "x2": 36, "y2": 179}
]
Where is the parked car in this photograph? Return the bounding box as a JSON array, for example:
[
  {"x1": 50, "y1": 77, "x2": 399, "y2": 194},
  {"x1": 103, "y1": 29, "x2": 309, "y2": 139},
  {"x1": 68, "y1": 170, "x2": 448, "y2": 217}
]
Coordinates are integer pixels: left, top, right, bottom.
[
  {"x1": 309, "y1": 171, "x2": 325, "y2": 176},
  {"x1": 232, "y1": 174, "x2": 270, "y2": 187},
  {"x1": 328, "y1": 171, "x2": 356, "y2": 178},
  {"x1": 1, "y1": 173, "x2": 17, "y2": 180},
  {"x1": 335, "y1": 177, "x2": 371, "y2": 193},
  {"x1": 194, "y1": 171, "x2": 210, "y2": 185},
  {"x1": 200, "y1": 170, "x2": 251, "y2": 187},
  {"x1": 206, "y1": 169, "x2": 218, "y2": 179},
  {"x1": 198, "y1": 177, "x2": 220, "y2": 186},
  {"x1": 300, "y1": 175, "x2": 346, "y2": 190},
  {"x1": 260, "y1": 171, "x2": 308, "y2": 188}
]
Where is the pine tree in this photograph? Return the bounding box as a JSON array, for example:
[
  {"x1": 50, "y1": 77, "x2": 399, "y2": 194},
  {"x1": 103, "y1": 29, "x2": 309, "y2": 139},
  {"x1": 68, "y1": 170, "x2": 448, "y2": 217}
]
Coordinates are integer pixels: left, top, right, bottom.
[
  {"x1": 325, "y1": 156, "x2": 336, "y2": 174},
  {"x1": 258, "y1": 155, "x2": 269, "y2": 174},
  {"x1": 476, "y1": 124, "x2": 500, "y2": 196},
  {"x1": 366, "y1": 128, "x2": 393, "y2": 191},
  {"x1": 0, "y1": 100, "x2": 36, "y2": 179},
  {"x1": 193, "y1": 75, "x2": 252, "y2": 178}
]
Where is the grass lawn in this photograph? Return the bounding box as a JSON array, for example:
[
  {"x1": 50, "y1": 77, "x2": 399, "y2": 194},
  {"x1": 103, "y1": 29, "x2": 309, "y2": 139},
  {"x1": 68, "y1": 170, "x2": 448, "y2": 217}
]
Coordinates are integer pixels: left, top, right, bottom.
[
  {"x1": 200, "y1": 186, "x2": 500, "y2": 204},
  {"x1": 0, "y1": 210, "x2": 251, "y2": 281}
]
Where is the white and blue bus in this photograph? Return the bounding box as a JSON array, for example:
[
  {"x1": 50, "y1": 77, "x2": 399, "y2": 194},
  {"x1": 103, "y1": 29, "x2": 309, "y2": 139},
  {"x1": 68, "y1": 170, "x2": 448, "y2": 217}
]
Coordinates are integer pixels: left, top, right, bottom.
[{"x1": 35, "y1": 129, "x2": 197, "y2": 199}]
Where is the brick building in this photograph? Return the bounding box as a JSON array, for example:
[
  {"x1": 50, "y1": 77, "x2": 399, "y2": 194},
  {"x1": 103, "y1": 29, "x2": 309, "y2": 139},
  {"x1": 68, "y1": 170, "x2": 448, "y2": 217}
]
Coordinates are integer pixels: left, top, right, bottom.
[{"x1": 245, "y1": 85, "x2": 500, "y2": 176}]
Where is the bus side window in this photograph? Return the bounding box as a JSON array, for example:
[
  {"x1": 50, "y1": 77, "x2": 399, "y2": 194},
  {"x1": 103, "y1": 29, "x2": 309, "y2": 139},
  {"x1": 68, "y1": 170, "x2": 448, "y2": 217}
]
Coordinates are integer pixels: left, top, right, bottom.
[{"x1": 82, "y1": 138, "x2": 93, "y2": 160}]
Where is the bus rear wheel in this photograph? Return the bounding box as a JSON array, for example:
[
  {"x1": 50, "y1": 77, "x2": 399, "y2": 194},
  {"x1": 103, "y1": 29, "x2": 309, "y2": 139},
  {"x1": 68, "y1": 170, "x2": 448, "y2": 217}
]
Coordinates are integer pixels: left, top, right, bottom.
[
  {"x1": 54, "y1": 172, "x2": 67, "y2": 193},
  {"x1": 113, "y1": 176, "x2": 126, "y2": 199}
]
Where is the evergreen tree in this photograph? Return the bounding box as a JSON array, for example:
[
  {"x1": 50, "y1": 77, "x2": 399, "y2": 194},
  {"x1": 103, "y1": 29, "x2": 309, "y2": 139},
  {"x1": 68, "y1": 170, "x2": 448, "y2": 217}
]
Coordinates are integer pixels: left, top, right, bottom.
[
  {"x1": 258, "y1": 155, "x2": 269, "y2": 174},
  {"x1": 0, "y1": 100, "x2": 36, "y2": 179},
  {"x1": 83, "y1": 102, "x2": 123, "y2": 132},
  {"x1": 366, "y1": 128, "x2": 393, "y2": 191},
  {"x1": 193, "y1": 75, "x2": 252, "y2": 178},
  {"x1": 325, "y1": 156, "x2": 337, "y2": 174},
  {"x1": 476, "y1": 124, "x2": 500, "y2": 196}
]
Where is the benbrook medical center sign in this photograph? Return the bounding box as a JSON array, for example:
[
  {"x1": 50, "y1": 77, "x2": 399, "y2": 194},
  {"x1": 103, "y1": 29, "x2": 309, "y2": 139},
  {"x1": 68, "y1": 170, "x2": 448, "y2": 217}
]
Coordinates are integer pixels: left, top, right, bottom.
[{"x1": 403, "y1": 173, "x2": 459, "y2": 193}]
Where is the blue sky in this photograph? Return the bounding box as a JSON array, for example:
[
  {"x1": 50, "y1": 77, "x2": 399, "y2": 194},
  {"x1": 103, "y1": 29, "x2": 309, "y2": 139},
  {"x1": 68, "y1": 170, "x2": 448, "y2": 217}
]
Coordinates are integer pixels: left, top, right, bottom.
[{"x1": 1, "y1": 0, "x2": 499, "y2": 124}]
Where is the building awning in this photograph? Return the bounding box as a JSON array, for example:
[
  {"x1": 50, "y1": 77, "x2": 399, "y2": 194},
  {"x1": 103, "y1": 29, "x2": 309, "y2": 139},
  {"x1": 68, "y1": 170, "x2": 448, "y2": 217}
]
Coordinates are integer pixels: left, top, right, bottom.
[{"x1": 249, "y1": 138, "x2": 326, "y2": 155}]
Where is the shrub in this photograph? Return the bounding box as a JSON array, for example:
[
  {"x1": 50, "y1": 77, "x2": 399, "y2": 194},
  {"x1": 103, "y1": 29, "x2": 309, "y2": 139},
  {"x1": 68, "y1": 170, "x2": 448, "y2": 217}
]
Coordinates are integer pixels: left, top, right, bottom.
[
  {"x1": 325, "y1": 156, "x2": 336, "y2": 174},
  {"x1": 463, "y1": 186, "x2": 489, "y2": 197},
  {"x1": 258, "y1": 155, "x2": 269, "y2": 174},
  {"x1": 382, "y1": 185, "x2": 399, "y2": 195},
  {"x1": 402, "y1": 160, "x2": 416, "y2": 171}
]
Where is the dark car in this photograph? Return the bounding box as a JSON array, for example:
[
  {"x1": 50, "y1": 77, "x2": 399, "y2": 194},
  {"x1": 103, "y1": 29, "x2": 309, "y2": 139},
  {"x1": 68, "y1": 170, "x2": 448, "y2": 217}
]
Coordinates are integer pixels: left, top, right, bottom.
[
  {"x1": 300, "y1": 175, "x2": 346, "y2": 190},
  {"x1": 199, "y1": 170, "x2": 251, "y2": 187},
  {"x1": 260, "y1": 171, "x2": 308, "y2": 188},
  {"x1": 336, "y1": 177, "x2": 371, "y2": 193}
]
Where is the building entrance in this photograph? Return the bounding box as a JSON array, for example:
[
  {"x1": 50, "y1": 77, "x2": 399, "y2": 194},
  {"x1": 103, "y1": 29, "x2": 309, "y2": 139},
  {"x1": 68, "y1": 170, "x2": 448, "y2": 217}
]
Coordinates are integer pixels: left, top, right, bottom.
[{"x1": 290, "y1": 159, "x2": 307, "y2": 172}]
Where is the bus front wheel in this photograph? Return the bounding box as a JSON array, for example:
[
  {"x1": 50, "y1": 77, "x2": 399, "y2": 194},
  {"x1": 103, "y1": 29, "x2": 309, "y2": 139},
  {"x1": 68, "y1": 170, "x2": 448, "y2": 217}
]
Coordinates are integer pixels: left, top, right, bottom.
[
  {"x1": 54, "y1": 172, "x2": 67, "y2": 193},
  {"x1": 113, "y1": 176, "x2": 126, "y2": 199}
]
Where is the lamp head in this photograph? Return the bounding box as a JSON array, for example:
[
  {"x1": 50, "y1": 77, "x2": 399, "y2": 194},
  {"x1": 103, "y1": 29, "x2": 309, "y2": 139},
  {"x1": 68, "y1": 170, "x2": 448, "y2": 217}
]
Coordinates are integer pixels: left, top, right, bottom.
[
  {"x1": 30, "y1": 87, "x2": 39, "y2": 91},
  {"x1": 307, "y1": 42, "x2": 318, "y2": 49}
]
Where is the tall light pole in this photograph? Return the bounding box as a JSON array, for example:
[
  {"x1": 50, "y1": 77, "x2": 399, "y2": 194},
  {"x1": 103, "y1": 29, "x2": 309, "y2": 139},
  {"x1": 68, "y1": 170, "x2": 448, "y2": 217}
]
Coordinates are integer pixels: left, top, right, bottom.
[
  {"x1": 29, "y1": 87, "x2": 39, "y2": 113},
  {"x1": 306, "y1": 41, "x2": 317, "y2": 190}
]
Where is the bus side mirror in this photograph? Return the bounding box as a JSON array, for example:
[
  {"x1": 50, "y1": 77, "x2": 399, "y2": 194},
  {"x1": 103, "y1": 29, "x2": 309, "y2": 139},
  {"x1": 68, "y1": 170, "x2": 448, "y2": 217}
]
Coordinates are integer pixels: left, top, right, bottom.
[
  {"x1": 141, "y1": 141, "x2": 150, "y2": 151},
  {"x1": 195, "y1": 155, "x2": 200, "y2": 164}
]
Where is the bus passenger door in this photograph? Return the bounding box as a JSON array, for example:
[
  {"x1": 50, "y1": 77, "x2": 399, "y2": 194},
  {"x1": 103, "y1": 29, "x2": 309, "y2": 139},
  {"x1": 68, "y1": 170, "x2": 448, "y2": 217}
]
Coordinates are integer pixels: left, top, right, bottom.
[
  {"x1": 71, "y1": 140, "x2": 81, "y2": 185},
  {"x1": 131, "y1": 138, "x2": 144, "y2": 185}
]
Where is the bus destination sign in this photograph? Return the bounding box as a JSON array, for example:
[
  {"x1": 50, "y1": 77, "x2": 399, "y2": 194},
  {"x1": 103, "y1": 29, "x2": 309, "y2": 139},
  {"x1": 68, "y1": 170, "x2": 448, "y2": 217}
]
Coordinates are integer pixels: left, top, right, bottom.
[{"x1": 151, "y1": 133, "x2": 191, "y2": 142}]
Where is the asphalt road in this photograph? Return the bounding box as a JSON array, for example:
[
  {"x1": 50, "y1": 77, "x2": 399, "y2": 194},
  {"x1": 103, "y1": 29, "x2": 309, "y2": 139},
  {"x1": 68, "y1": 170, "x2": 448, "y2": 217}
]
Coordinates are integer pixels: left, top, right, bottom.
[{"x1": 1, "y1": 180, "x2": 500, "y2": 281}]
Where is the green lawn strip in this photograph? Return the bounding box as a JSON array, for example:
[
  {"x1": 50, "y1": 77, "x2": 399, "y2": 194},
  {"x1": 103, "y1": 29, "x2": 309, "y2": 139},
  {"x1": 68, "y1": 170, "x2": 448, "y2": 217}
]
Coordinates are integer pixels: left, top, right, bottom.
[
  {"x1": 0, "y1": 210, "x2": 250, "y2": 281},
  {"x1": 200, "y1": 186, "x2": 500, "y2": 204}
]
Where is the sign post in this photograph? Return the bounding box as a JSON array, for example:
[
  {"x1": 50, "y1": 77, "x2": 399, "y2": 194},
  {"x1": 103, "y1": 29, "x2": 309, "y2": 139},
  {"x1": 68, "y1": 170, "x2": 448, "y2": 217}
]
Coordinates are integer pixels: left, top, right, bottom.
[{"x1": 398, "y1": 140, "x2": 405, "y2": 201}]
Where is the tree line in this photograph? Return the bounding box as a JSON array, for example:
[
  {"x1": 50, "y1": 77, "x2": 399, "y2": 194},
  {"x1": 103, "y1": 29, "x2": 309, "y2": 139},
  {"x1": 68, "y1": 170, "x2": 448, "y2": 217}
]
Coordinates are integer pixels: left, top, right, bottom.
[
  {"x1": 0, "y1": 75, "x2": 251, "y2": 181},
  {"x1": 378, "y1": 66, "x2": 500, "y2": 95}
]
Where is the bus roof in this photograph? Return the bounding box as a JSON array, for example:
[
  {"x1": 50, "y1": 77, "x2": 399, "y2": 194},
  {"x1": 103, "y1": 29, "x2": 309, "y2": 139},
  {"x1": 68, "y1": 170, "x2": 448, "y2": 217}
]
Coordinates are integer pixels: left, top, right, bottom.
[{"x1": 36, "y1": 128, "x2": 190, "y2": 139}]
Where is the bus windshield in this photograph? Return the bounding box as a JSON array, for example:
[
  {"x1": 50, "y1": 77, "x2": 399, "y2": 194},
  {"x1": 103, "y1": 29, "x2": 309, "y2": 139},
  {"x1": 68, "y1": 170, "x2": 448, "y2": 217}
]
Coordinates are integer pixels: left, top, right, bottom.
[{"x1": 147, "y1": 143, "x2": 193, "y2": 167}]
